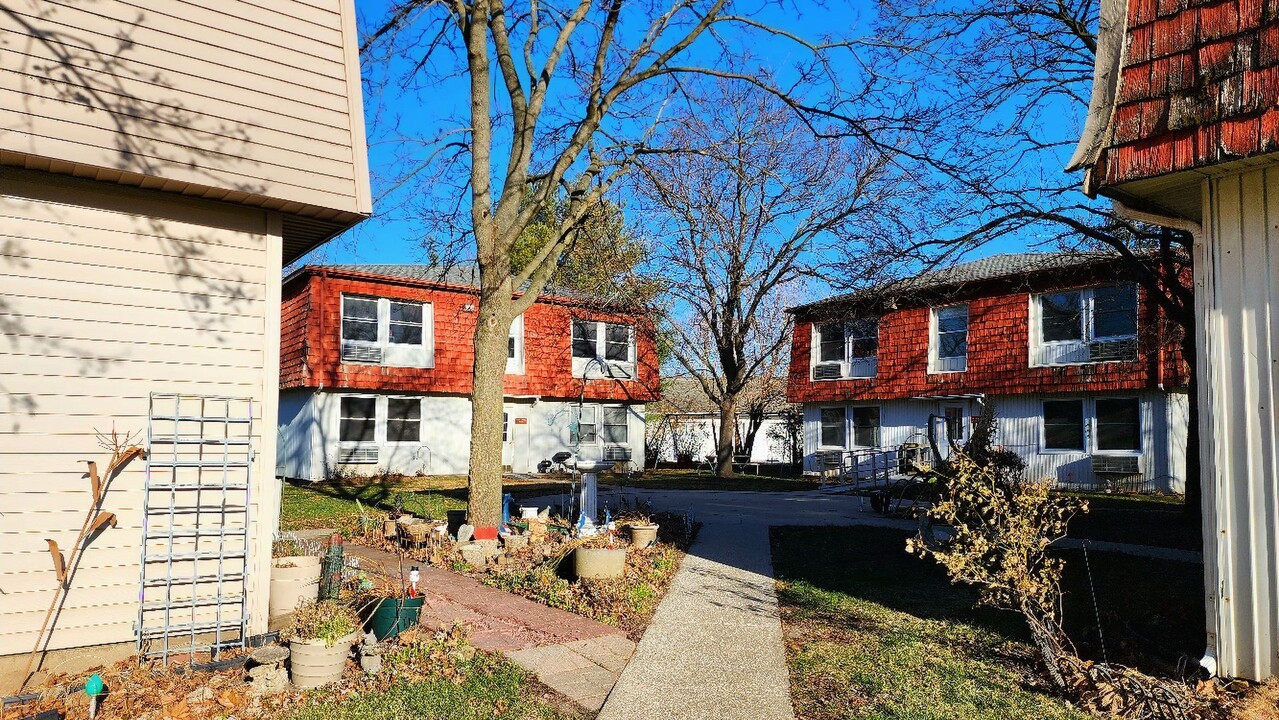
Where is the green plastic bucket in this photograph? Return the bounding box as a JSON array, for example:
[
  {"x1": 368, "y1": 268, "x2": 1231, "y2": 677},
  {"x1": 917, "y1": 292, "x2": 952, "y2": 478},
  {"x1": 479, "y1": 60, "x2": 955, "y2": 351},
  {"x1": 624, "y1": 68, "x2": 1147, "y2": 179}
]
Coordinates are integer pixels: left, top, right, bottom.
[{"x1": 367, "y1": 597, "x2": 424, "y2": 641}]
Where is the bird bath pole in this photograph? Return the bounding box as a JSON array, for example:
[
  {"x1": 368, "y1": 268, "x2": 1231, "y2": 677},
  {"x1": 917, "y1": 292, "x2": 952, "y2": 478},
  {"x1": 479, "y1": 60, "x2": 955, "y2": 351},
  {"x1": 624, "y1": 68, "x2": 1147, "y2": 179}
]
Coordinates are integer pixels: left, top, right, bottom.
[{"x1": 574, "y1": 460, "x2": 612, "y2": 536}]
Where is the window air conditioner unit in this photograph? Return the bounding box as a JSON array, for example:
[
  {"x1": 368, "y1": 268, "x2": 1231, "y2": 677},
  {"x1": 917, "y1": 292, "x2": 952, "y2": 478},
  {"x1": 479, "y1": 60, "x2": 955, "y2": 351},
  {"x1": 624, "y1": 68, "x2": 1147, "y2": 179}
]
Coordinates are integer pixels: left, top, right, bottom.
[
  {"x1": 813, "y1": 362, "x2": 843, "y2": 380},
  {"x1": 338, "y1": 445, "x2": 379, "y2": 464},
  {"x1": 1088, "y1": 339, "x2": 1137, "y2": 362},
  {"x1": 606, "y1": 364, "x2": 634, "y2": 379},
  {"x1": 816, "y1": 450, "x2": 845, "y2": 471},
  {"x1": 342, "y1": 343, "x2": 383, "y2": 363},
  {"x1": 604, "y1": 446, "x2": 632, "y2": 462},
  {"x1": 934, "y1": 356, "x2": 966, "y2": 373},
  {"x1": 1091, "y1": 455, "x2": 1139, "y2": 475}
]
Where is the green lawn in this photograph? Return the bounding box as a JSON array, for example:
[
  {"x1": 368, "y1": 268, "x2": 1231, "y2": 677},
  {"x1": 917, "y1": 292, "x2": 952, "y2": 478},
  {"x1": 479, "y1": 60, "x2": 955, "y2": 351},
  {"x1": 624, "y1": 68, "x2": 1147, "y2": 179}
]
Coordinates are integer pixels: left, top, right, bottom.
[
  {"x1": 771, "y1": 523, "x2": 1214, "y2": 720},
  {"x1": 1058, "y1": 491, "x2": 1200, "y2": 551},
  {"x1": 281, "y1": 644, "x2": 583, "y2": 720},
  {"x1": 610, "y1": 469, "x2": 818, "y2": 492},
  {"x1": 773, "y1": 524, "x2": 1087, "y2": 720},
  {"x1": 279, "y1": 479, "x2": 466, "y2": 533}
]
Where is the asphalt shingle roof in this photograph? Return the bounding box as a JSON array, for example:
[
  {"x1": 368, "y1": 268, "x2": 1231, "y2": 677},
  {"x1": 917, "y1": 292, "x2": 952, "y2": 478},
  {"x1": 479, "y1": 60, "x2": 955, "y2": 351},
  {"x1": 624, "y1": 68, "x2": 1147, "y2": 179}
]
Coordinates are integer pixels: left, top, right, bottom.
[
  {"x1": 307, "y1": 264, "x2": 614, "y2": 305},
  {"x1": 790, "y1": 251, "x2": 1121, "y2": 314}
]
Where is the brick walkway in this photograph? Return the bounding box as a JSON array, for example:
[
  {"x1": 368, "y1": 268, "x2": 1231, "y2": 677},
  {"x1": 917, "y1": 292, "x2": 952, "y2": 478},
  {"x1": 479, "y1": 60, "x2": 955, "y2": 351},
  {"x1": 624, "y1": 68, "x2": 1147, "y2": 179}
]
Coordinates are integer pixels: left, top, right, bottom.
[{"x1": 344, "y1": 543, "x2": 634, "y2": 711}]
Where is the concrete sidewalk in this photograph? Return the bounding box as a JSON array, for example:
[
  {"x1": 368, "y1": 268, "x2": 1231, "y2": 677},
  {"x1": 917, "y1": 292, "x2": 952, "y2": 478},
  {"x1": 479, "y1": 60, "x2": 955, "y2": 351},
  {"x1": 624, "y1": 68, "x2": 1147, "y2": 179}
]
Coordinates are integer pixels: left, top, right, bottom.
[
  {"x1": 343, "y1": 543, "x2": 634, "y2": 711},
  {"x1": 597, "y1": 515, "x2": 795, "y2": 720}
]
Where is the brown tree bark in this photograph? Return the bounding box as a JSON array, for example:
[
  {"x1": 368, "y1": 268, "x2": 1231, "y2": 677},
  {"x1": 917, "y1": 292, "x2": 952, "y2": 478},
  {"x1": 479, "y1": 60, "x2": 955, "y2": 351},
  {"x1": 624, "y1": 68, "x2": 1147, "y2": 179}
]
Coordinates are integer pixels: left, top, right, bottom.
[
  {"x1": 468, "y1": 268, "x2": 513, "y2": 526},
  {"x1": 715, "y1": 395, "x2": 737, "y2": 478}
]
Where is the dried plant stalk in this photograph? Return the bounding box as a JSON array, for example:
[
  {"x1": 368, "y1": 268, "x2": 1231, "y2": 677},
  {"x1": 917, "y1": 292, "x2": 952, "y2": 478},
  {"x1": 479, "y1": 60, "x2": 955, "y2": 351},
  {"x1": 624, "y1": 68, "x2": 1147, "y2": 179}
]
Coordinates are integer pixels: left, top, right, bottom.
[{"x1": 16, "y1": 428, "x2": 145, "y2": 693}]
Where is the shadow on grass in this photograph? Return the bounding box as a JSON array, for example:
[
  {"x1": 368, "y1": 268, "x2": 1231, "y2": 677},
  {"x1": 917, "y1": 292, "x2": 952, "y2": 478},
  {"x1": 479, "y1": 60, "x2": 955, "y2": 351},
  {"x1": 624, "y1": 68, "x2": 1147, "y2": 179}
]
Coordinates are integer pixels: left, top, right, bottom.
[{"x1": 771, "y1": 525, "x2": 1206, "y2": 678}]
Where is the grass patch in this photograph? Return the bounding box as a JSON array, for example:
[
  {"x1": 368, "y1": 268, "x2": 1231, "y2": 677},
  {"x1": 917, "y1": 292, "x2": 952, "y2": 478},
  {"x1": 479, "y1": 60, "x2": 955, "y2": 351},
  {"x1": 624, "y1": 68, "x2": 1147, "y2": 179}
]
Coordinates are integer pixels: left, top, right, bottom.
[
  {"x1": 1060, "y1": 493, "x2": 1200, "y2": 551},
  {"x1": 772, "y1": 524, "x2": 1088, "y2": 720},
  {"x1": 612, "y1": 469, "x2": 818, "y2": 492},
  {"x1": 281, "y1": 635, "x2": 582, "y2": 720},
  {"x1": 279, "y1": 481, "x2": 465, "y2": 533},
  {"x1": 279, "y1": 474, "x2": 579, "y2": 534}
]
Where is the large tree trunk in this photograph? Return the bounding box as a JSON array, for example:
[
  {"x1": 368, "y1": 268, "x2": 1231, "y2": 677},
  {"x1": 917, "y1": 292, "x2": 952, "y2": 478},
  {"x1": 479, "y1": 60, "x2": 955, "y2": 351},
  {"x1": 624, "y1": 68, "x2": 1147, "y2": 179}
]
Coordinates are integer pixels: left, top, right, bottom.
[
  {"x1": 715, "y1": 396, "x2": 737, "y2": 478},
  {"x1": 468, "y1": 276, "x2": 511, "y2": 527}
]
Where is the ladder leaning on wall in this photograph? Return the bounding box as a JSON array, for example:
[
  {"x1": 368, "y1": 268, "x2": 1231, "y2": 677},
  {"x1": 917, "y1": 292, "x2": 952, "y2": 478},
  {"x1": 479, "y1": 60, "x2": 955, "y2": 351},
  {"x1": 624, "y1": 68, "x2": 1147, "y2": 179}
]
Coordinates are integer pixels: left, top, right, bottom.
[{"x1": 136, "y1": 393, "x2": 254, "y2": 662}]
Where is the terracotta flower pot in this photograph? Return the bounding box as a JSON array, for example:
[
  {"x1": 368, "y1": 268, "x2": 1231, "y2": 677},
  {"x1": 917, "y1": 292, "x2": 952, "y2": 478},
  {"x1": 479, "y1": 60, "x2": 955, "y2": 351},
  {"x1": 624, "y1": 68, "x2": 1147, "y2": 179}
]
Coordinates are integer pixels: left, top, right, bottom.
[
  {"x1": 573, "y1": 547, "x2": 627, "y2": 580},
  {"x1": 269, "y1": 556, "x2": 321, "y2": 619},
  {"x1": 289, "y1": 631, "x2": 358, "y2": 689}
]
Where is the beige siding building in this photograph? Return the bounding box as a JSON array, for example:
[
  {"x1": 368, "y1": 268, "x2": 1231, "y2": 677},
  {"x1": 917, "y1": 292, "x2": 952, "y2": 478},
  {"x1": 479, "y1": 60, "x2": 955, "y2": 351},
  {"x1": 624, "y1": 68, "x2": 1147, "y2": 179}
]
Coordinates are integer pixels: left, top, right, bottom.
[{"x1": 0, "y1": 0, "x2": 369, "y2": 675}]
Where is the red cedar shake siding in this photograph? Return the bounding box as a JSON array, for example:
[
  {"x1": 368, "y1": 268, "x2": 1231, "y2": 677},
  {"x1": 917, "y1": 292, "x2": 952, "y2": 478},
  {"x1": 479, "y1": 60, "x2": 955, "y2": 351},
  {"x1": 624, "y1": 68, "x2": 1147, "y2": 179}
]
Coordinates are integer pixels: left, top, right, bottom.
[
  {"x1": 279, "y1": 267, "x2": 659, "y2": 403},
  {"x1": 1092, "y1": 0, "x2": 1279, "y2": 188},
  {"x1": 787, "y1": 274, "x2": 1188, "y2": 405}
]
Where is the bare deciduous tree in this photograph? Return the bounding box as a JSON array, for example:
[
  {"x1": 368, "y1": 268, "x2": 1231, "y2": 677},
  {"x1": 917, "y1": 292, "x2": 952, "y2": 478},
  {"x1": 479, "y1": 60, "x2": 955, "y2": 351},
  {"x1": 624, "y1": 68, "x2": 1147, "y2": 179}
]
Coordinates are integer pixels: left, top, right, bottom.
[
  {"x1": 871, "y1": 1, "x2": 1199, "y2": 515},
  {"x1": 361, "y1": 0, "x2": 894, "y2": 524},
  {"x1": 634, "y1": 84, "x2": 897, "y2": 477}
]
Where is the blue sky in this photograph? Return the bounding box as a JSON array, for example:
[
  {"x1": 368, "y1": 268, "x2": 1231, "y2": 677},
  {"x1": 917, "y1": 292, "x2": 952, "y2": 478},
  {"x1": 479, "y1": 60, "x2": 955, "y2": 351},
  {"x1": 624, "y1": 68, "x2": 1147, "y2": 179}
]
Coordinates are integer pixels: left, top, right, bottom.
[{"x1": 305, "y1": 0, "x2": 1085, "y2": 299}]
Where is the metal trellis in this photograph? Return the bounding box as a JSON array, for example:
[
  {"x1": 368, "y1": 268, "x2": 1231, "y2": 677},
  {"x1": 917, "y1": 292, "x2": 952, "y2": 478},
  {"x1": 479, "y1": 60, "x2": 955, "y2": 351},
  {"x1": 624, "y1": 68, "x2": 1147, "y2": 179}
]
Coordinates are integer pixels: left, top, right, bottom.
[{"x1": 136, "y1": 393, "x2": 254, "y2": 662}]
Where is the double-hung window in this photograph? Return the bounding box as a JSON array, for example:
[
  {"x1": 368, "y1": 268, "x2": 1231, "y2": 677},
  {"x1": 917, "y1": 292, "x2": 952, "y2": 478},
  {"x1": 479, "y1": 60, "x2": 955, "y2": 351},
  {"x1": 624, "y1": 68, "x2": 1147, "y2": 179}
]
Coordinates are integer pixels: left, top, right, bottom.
[
  {"x1": 1032, "y1": 285, "x2": 1137, "y2": 365},
  {"x1": 1094, "y1": 398, "x2": 1140, "y2": 453},
  {"x1": 811, "y1": 318, "x2": 879, "y2": 380},
  {"x1": 819, "y1": 407, "x2": 845, "y2": 448},
  {"x1": 851, "y1": 406, "x2": 881, "y2": 448},
  {"x1": 601, "y1": 407, "x2": 629, "y2": 444},
  {"x1": 507, "y1": 314, "x2": 525, "y2": 375},
  {"x1": 571, "y1": 405, "x2": 599, "y2": 445},
  {"x1": 339, "y1": 397, "x2": 377, "y2": 444},
  {"x1": 571, "y1": 319, "x2": 635, "y2": 377},
  {"x1": 1042, "y1": 399, "x2": 1085, "y2": 452},
  {"x1": 340, "y1": 294, "x2": 433, "y2": 367},
  {"x1": 1041, "y1": 397, "x2": 1141, "y2": 454},
  {"x1": 386, "y1": 398, "x2": 421, "y2": 443},
  {"x1": 931, "y1": 304, "x2": 969, "y2": 373}
]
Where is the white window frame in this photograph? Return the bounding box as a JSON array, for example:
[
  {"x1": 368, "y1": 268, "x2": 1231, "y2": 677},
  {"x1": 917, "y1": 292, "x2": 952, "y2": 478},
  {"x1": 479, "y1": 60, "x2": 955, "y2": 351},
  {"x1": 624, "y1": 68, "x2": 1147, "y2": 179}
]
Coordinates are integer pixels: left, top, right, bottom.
[
  {"x1": 384, "y1": 396, "x2": 423, "y2": 445},
  {"x1": 929, "y1": 304, "x2": 969, "y2": 374},
  {"x1": 340, "y1": 294, "x2": 434, "y2": 368},
  {"x1": 1029, "y1": 284, "x2": 1137, "y2": 367},
  {"x1": 571, "y1": 404, "x2": 600, "y2": 445},
  {"x1": 817, "y1": 406, "x2": 846, "y2": 449},
  {"x1": 571, "y1": 319, "x2": 636, "y2": 378},
  {"x1": 337, "y1": 394, "x2": 424, "y2": 446},
  {"x1": 1039, "y1": 397, "x2": 1143, "y2": 456},
  {"x1": 1092, "y1": 396, "x2": 1143, "y2": 456},
  {"x1": 338, "y1": 394, "x2": 379, "y2": 445},
  {"x1": 601, "y1": 406, "x2": 630, "y2": 445},
  {"x1": 850, "y1": 405, "x2": 881, "y2": 449},
  {"x1": 507, "y1": 314, "x2": 525, "y2": 375},
  {"x1": 810, "y1": 319, "x2": 879, "y2": 380}
]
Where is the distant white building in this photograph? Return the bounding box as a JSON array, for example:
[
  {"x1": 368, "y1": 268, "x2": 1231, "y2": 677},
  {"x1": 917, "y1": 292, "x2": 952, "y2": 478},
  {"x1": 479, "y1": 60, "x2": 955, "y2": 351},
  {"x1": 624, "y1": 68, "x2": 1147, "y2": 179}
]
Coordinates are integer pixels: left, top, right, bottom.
[{"x1": 647, "y1": 377, "x2": 798, "y2": 467}]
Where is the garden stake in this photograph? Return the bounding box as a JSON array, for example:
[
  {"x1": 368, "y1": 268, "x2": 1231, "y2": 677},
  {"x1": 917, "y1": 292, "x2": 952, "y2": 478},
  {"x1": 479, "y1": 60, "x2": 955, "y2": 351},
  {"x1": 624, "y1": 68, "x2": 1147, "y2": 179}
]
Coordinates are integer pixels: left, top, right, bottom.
[{"x1": 85, "y1": 673, "x2": 104, "y2": 719}]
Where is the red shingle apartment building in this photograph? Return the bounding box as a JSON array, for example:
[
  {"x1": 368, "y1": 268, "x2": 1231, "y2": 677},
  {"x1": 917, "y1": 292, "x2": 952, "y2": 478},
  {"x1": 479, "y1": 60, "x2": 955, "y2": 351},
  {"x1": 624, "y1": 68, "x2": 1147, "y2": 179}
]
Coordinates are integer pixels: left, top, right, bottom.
[
  {"x1": 787, "y1": 253, "x2": 1191, "y2": 492},
  {"x1": 277, "y1": 265, "x2": 659, "y2": 481},
  {"x1": 1069, "y1": 0, "x2": 1279, "y2": 680}
]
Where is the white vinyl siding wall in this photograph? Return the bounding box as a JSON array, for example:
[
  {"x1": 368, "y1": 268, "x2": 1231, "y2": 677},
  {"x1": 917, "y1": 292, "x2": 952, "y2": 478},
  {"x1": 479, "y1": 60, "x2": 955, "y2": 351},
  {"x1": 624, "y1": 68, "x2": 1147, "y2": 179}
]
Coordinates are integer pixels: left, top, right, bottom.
[
  {"x1": 1198, "y1": 167, "x2": 1279, "y2": 680},
  {"x1": 0, "y1": 172, "x2": 280, "y2": 656},
  {"x1": 279, "y1": 391, "x2": 647, "y2": 480},
  {"x1": 800, "y1": 392, "x2": 1187, "y2": 493},
  {"x1": 0, "y1": 0, "x2": 370, "y2": 216}
]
